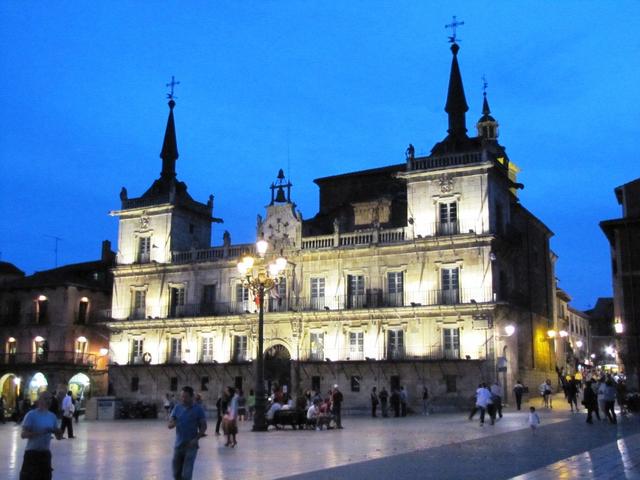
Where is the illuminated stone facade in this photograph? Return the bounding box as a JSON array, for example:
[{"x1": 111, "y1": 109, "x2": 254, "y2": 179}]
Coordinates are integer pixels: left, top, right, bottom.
[{"x1": 106, "y1": 43, "x2": 558, "y2": 411}]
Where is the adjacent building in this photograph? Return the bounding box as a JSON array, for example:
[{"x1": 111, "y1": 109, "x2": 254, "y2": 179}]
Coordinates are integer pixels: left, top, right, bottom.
[
  {"x1": 105, "y1": 39, "x2": 559, "y2": 411},
  {"x1": 600, "y1": 178, "x2": 640, "y2": 388},
  {"x1": 0, "y1": 242, "x2": 114, "y2": 414}
]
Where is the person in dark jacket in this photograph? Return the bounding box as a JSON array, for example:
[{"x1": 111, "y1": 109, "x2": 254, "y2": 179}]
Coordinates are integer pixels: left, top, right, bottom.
[
  {"x1": 378, "y1": 387, "x2": 389, "y2": 417},
  {"x1": 215, "y1": 390, "x2": 229, "y2": 435},
  {"x1": 513, "y1": 380, "x2": 525, "y2": 411},
  {"x1": 583, "y1": 380, "x2": 599, "y2": 424},
  {"x1": 390, "y1": 388, "x2": 400, "y2": 418},
  {"x1": 370, "y1": 387, "x2": 379, "y2": 417},
  {"x1": 566, "y1": 376, "x2": 579, "y2": 412}
]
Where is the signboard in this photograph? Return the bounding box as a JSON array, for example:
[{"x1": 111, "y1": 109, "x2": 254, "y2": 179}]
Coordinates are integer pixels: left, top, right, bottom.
[{"x1": 472, "y1": 319, "x2": 490, "y2": 330}]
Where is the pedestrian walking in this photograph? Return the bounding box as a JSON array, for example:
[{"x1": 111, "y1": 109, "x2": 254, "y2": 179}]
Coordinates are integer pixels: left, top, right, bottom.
[
  {"x1": 513, "y1": 380, "x2": 525, "y2": 411},
  {"x1": 379, "y1": 387, "x2": 389, "y2": 417},
  {"x1": 616, "y1": 380, "x2": 628, "y2": 415},
  {"x1": 470, "y1": 383, "x2": 492, "y2": 426},
  {"x1": 370, "y1": 387, "x2": 379, "y2": 417},
  {"x1": 215, "y1": 390, "x2": 228, "y2": 436},
  {"x1": 168, "y1": 386, "x2": 207, "y2": 480},
  {"x1": 331, "y1": 385, "x2": 344, "y2": 428},
  {"x1": 603, "y1": 378, "x2": 618, "y2": 424},
  {"x1": 540, "y1": 379, "x2": 552, "y2": 408},
  {"x1": 422, "y1": 386, "x2": 430, "y2": 416},
  {"x1": 164, "y1": 394, "x2": 173, "y2": 419},
  {"x1": 223, "y1": 387, "x2": 238, "y2": 447},
  {"x1": 566, "y1": 376, "x2": 579, "y2": 412},
  {"x1": 19, "y1": 391, "x2": 63, "y2": 480},
  {"x1": 247, "y1": 389, "x2": 255, "y2": 421},
  {"x1": 597, "y1": 377, "x2": 607, "y2": 419},
  {"x1": 582, "y1": 380, "x2": 600, "y2": 424},
  {"x1": 60, "y1": 391, "x2": 75, "y2": 439},
  {"x1": 0, "y1": 395, "x2": 5, "y2": 424},
  {"x1": 528, "y1": 406, "x2": 540, "y2": 434},
  {"x1": 237, "y1": 390, "x2": 246, "y2": 422},
  {"x1": 400, "y1": 386, "x2": 408, "y2": 417}
]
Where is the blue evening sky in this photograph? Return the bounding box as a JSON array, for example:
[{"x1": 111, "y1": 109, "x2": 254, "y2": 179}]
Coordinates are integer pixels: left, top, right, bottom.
[{"x1": 1, "y1": 1, "x2": 639, "y2": 310}]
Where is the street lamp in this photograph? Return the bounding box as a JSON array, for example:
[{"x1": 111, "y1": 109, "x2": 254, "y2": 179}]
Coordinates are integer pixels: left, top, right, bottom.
[{"x1": 237, "y1": 241, "x2": 287, "y2": 432}]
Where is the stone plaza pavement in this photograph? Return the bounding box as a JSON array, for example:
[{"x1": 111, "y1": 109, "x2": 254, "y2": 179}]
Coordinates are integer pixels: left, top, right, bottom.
[{"x1": 2, "y1": 399, "x2": 639, "y2": 479}]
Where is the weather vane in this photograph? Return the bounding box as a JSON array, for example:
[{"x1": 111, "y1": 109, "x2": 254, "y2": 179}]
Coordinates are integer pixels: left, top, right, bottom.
[
  {"x1": 166, "y1": 75, "x2": 180, "y2": 100},
  {"x1": 482, "y1": 75, "x2": 488, "y2": 95},
  {"x1": 445, "y1": 15, "x2": 464, "y2": 43}
]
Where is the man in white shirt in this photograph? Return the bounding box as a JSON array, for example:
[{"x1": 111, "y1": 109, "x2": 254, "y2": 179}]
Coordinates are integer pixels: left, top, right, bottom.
[
  {"x1": 60, "y1": 390, "x2": 75, "y2": 439},
  {"x1": 307, "y1": 402, "x2": 320, "y2": 430},
  {"x1": 266, "y1": 401, "x2": 282, "y2": 421}
]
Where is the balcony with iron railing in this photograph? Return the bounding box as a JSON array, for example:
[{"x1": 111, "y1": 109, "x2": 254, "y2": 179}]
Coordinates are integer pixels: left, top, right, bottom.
[
  {"x1": 296, "y1": 343, "x2": 488, "y2": 362},
  {"x1": 0, "y1": 351, "x2": 97, "y2": 366},
  {"x1": 102, "y1": 287, "x2": 495, "y2": 321}
]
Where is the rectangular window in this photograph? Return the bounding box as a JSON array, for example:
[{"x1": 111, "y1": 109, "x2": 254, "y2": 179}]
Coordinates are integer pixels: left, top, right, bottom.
[
  {"x1": 236, "y1": 284, "x2": 250, "y2": 313},
  {"x1": 234, "y1": 376, "x2": 243, "y2": 391},
  {"x1": 233, "y1": 335, "x2": 248, "y2": 362},
  {"x1": 201, "y1": 284, "x2": 216, "y2": 315},
  {"x1": 387, "y1": 272, "x2": 404, "y2": 307},
  {"x1": 132, "y1": 290, "x2": 146, "y2": 319},
  {"x1": 201, "y1": 337, "x2": 214, "y2": 362},
  {"x1": 201, "y1": 376, "x2": 209, "y2": 391},
  {"x1": 443, "y1": 328, "x2": 460, "y2": 359},
  {"x1": 36, "y1": 299, "x2": 49, "y2": 324},
  {"x1": 310, "y1": 332, "x2": 324, "y2": 361},
  {"x1": 170, "y1": 377, "x2": 178, "y2": 392},
  {"x1": 138, "y1": 237, "x2": 151, "y2": 263},
  {"x1": 438, "y1": 202, "x2": 458, "y2": 235},
  {"x1": 168, "y1": 337, "x2": 182, "y2": 363},
  {"x1": 131, "y1": 376, "x2": 139, "y2": 392},
  {"x1": 387, "y1": 329, "x2": 404, "y2": 360},
  {"x1": 74, "y1": 339, "x2": 88, "y2": 363},
  {"x1": 311, "y1": 376, "x2": 321, "y2": 393},
  {"x1": 131, "y1": 339, "x2": 144, "y2": 364},
  {"x1": 390, "y1": 375, "x2": 400, "y2": 391},
  {"x1": 77, "y1": 299, "x2": 89, "y2": 324},
  {"x1": 351, "y1": 375, "x2": 361, "y2": 392},
  {"x1": 441, "y1": 268, "x2": 460, "y2": 305},
  {"x1": 169, "y1": 287, "x2": 186, "y2": 317},
  {"x1": 347, "y1": 274, "x2": 365, "y2": 309},
  {"x1": 348, "y1": 331, "x2": 364, "y2": 360},
  {"x1": 7, "y1": 340, "x2": 17, "y2": 363},
  {"x1": 445, "y1": 375, "x2": 457, "y2": 393},
  {"x1": 269, "y1": 278, "x2": 286, "y2": 312},
  {"x1": 310, "y1": 277, "x2": 326, "y2": 310}
]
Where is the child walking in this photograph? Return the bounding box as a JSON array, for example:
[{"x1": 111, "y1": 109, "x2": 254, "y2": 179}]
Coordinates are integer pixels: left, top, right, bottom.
[{"x1": 528, "y1": 406, "x2": 540, "y2": 433}]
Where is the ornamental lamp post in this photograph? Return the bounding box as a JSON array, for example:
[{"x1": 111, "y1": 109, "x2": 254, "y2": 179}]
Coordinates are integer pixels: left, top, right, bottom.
[{"x1": 237, "y1": 240, "x2": 287, "y2": 432}]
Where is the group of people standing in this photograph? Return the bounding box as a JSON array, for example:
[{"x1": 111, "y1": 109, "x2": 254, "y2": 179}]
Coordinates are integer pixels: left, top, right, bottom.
[
  {"x1": 370, "y1": 385, "x2": 417, "y2": 418},
  {"x1": 304, "y1": 385, "x2": 344, "y2": 430}
]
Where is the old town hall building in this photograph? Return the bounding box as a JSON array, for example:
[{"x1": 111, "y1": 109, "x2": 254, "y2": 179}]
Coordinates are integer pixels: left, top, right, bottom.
[{"x1": 105, "y1": 40, "x2": 557, "y2": 411}]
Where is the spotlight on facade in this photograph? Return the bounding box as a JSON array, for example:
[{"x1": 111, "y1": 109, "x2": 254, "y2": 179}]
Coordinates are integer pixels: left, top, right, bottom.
[
  {"x1": 504, "y1": 325, "x2": 515, "y2": 337},
  {"x1": 99, "y1": 347, "x2": 109, "y2": 356},
  {"x1": 547, "y1": 330, "x2": 556, "y2": 338},
  {"x1": 8, "y1": 337, "x2": 16, "y2": 343},
  {"x1": 614, "y1": 323, "x2": 624, "y2": 334},
  {"x1": 605, "y1": 346, "x2": 614, "y2": 356},
  {"x1": 38, "y1": 295, "x2": 47, "y2": 301},
  {"x1": 590, "y1": 353, "x2": 596, "y2": 359},
  {"x1": 576, "y1": 340, "x2": 583, "y2": 348},
  {"x1": 34, "y1": 336, "x2": 45, "y2": 342},
  {"x1": 14, "y1": 377, "x2": 21, "y2": 386},
  {"x1": 559, "y1": 330, "x2": 568, "y2": 338}
]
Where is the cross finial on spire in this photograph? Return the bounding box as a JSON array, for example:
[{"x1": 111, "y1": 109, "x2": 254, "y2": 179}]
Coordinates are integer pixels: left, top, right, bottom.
[
  {"x1": 445, "y1": 15, "x2": 464, "y2": 44},
  {"x1": 482, "y1": 75, "x2": 488, "y2": 96},
  {"x1": 166, "y1": 75, "x2": 180, "y2": 100}
]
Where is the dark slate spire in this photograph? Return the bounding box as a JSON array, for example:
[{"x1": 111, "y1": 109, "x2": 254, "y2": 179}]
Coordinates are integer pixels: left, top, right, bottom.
[
  {"x1": 160, "y1": 99, "x2": 179, "y2": 180},
  {"x1": 445, "y1": 43, "x2": 469, "y2": 140}
]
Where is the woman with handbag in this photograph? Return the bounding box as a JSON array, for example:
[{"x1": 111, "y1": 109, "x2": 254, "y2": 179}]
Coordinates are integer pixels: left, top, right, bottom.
[{"x1": 223, "y1": 387, "x2": 239, "y2": 448}]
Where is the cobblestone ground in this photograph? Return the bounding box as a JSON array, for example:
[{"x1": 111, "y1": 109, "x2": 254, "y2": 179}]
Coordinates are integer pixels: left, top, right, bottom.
[{"x1": 1, "y1": 397, "x2": 639, "y2": 479}]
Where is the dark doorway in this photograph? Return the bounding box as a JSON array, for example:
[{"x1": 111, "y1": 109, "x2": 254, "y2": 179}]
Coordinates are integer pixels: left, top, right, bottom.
[{"x1": 264, "y1": 344, "x2": 291, "y2": 395}]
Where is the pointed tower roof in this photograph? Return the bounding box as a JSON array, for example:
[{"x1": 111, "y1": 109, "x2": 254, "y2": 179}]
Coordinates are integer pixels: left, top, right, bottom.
[
  {"x1": 479, "y1": 92, "x2": 496, "y2": 123},
  {"x1": 445, "y1": 43, "x2": 469, "y2": 140},
  {"x1": 160, "y1": 99, "x2": 179, "y2": 180},
  {"x1": 477, "y1": 88, "x2": 499, "y2": 141}
]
